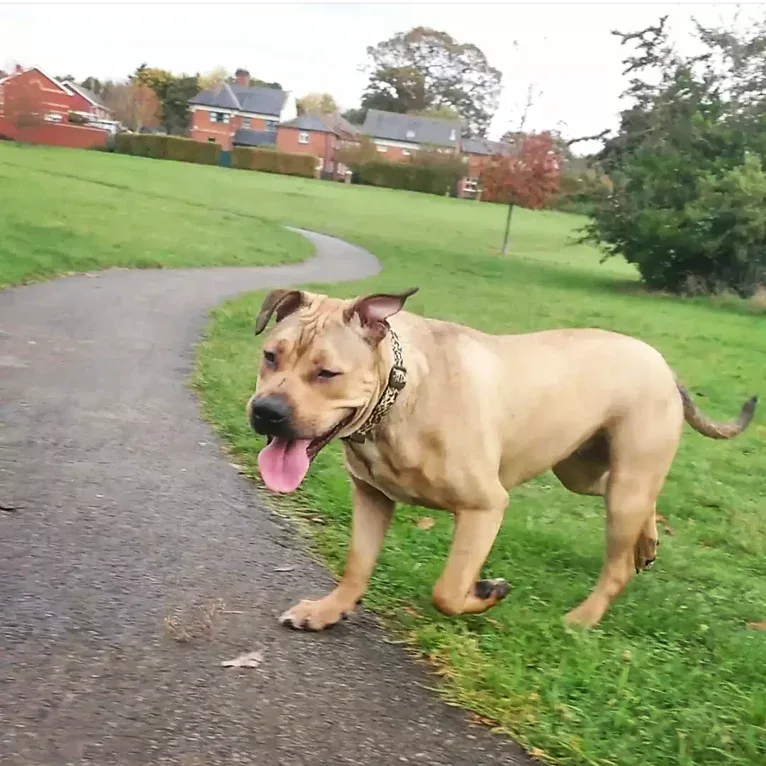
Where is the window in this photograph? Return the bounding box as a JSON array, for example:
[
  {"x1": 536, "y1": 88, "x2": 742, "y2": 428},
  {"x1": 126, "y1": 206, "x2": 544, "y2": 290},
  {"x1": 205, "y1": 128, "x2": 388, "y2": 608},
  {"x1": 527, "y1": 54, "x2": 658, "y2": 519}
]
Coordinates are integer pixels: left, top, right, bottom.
[
  {"x1": 265, "y1": 120, "x2": 278, "y2": 132},
  {"x1": 402, "y1": 149, "x2": 411, "y2": 156},
  {"x1": 242, "y1": 117, "x2": 251, "y2": 129},
  {"x1": 376, "y1": 145, "x2": 387, "y2": 153},
  {"x1": 298, "y1": 131, "x2": 309, "y2": 144},
  {"x1": 449, "y1": 128, "x2": 457, "y2": 141},
  {"x1": 463, "y1": 177, "x2": 479, "y2": 192},
  {"x1": 210, "y1": 111, "x2": 230, "y2": 123},
  {"x1": 207, "y1": 138, "x2": 216, "y2": 143},
  {"x1": 405, "y1": 129, "x2": 415, "y2": 139}
]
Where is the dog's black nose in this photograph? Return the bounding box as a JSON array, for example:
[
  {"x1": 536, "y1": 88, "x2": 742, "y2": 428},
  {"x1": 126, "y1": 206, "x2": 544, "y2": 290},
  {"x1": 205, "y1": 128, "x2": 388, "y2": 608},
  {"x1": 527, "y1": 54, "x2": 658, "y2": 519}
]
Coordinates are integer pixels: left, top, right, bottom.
[{"x1": 249, "y1": 395, "x2": 294, "y2": 437}]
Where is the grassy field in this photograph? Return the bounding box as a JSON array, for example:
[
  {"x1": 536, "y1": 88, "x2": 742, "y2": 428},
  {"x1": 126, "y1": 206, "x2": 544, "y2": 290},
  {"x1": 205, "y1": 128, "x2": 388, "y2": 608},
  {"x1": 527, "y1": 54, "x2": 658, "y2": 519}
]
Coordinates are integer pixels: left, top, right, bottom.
[
  {"x1": 0, "y1": 143, "x2": 311, "y2": 287},
  {"x1": 5, "y1": 145, "x2": 765, "y2": 766}
]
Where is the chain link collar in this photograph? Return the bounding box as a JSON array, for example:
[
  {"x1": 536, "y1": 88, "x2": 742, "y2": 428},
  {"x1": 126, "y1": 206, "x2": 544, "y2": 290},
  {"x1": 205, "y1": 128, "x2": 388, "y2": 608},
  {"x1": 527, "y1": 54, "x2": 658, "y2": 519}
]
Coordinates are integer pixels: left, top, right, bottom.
[{"x1": 343, "y1": 328, "x2": 406, "y2": 445}]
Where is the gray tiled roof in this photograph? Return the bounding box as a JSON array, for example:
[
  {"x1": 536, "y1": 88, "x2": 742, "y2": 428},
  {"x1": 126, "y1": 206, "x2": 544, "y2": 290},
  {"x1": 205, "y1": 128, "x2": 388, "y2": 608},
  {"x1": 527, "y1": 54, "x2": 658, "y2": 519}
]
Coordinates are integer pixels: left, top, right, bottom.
[
  {"x1": 190, "y1": 82, "x2": 240, "y2": 110},
  {"x1": 280, "y1": 113, "x2": 333, "y2": 132},
  {"x1": 461, "y1": 137, "x2": 512, "y2": 156},
  {"x1": 190, "y1": 82, "x2": 287, "y2": 116},
  {"x1": 65, "y1": 81, "x2": 106, "y2": 108},
  {"x1": 362, "y1": 109, "x2": 461, "y2": 148},
  {"x1": 233, "y1": 129, "x2": 277, "y2": 147},
  {"x1": 230, "y1": 84, "x2": 287, "y2": 116}
]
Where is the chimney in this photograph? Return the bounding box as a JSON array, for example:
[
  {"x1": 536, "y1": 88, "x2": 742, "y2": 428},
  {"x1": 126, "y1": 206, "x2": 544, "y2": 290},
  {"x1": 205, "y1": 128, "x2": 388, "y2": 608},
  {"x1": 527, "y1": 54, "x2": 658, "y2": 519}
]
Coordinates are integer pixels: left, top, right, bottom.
[
  {"x1": 15, "y1": 64, "x2": 23, "y2": 74},
  {"x1": 235, "y1": 68, "x2": 250, "y2": 87}
]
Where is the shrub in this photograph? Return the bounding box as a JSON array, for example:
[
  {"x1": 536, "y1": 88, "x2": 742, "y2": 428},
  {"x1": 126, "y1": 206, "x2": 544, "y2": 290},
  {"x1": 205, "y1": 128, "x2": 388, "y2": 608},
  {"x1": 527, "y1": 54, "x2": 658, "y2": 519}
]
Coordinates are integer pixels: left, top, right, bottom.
[
  {"x1": 114, "y1": 133, "x2": 220, "y2": 166},
  {"x1": 356, "y1": 151, "x2": 463, "y2": 196},
  {"x1": 232, "y1": 147, "x2": 317, "y2": 178},
  {"x1": 550, "y1": 167, "x2": 612, "y2": 215}
]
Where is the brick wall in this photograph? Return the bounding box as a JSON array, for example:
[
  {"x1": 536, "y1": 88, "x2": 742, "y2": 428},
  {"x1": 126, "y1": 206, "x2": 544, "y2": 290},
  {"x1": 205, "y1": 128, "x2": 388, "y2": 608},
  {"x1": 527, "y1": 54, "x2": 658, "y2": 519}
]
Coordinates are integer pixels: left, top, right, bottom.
[
  {"x1": 276, "y1": 126, "x2": 333, "y2": 169},
  {"x1": 0, "y1": 117, "x2": 108, "y2": 148}
]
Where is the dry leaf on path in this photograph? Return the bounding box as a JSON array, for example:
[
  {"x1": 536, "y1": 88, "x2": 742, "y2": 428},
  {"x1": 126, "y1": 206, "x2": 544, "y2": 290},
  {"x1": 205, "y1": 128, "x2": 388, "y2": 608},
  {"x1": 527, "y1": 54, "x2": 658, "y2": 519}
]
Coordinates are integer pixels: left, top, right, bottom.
[
  {"x1": 663, "y1": 524, "x2": 676, "y2": 536},
  {"x1": 656, "y1": 513, "x2": 667, "y2": 523},
  {"x1": 746, "y1": 621, "x2": 766, "y2": 631},
  {"x1": 221, "y1": 650, "x2": 264, "y2": 669},
  {"x1": 417, "y1": 517, "x2": 435, "y2": 530},
  {"x1": 274, "y1": 565, "x2": 295, "y2": 573}
]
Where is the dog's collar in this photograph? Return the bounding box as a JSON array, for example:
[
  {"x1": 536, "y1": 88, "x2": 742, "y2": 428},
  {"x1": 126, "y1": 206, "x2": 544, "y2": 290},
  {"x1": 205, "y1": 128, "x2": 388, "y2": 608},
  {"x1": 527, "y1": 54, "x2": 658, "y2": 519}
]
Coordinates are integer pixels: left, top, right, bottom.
[{"x1": 343, "y1": 327, "x2": 407, "y2": 445}]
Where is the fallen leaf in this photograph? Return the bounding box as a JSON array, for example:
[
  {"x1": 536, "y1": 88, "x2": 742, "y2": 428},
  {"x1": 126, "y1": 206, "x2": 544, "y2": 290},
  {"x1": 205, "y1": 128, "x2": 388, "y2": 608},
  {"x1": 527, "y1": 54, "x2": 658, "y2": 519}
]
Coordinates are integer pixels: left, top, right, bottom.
[
  {"x1": 746, "y1": 621, "x2": 766, "y2": 631},
  {"x1": 530, "y1": 747, "x2": 547, "y2": 760},
  {"x1": 309, "y1": 516, "x2": 327, "y2": 525},
  {"x1": 274, "y1": 565, "x2": 294, "y2": 573},
  {"x1": 403, "y1": 605, "x2": 420, "y2": 617},
  {"x1": 656, "y1": 513, "x2": 667, "y2": 523},
  {"x1": 417, "y1": 517, "x2": 435, "y2": 530},
  {"x1": 221, "y1": 650, "x2": 264, "y2": 669},
  {"x1": 663, "y1": 525, "x2": 676, "y2": 536}
]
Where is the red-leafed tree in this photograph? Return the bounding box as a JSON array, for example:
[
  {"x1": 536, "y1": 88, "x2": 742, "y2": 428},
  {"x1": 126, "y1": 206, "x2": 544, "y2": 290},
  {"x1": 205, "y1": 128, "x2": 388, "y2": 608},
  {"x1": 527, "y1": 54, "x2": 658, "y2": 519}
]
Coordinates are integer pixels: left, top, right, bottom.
[{"x1": 479, "y1": 131, "x2": 562, "y2": 253}]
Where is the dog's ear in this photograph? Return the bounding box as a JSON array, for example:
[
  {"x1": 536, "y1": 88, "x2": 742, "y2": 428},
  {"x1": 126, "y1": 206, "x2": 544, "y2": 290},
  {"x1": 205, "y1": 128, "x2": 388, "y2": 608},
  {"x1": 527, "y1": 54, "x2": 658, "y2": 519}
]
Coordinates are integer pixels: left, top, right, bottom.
[
  {"x1": 343, "y1": 287, "x2": 418, "y2": 343},
  {"x1": 254, "y1": 289, "x2": 305, "y2": 335}
]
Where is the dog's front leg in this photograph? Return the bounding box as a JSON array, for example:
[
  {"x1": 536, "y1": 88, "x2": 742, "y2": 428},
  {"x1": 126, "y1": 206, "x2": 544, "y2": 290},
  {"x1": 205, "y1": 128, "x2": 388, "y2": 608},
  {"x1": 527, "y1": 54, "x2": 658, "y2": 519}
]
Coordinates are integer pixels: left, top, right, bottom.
[
  {"x1": 279, "y1": 477, "x2": 394, "y2": 631},
  {"x1": 431, "y1": 506, "x2": 509, "y2": 616}
]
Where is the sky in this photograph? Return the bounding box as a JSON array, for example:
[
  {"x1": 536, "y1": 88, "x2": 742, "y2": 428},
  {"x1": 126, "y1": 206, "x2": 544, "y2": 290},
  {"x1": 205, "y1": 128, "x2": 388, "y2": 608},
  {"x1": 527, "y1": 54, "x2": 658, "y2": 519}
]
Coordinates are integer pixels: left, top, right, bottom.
[{"x1": 0, "y1": 1, "x2": 752, "y2": 153}]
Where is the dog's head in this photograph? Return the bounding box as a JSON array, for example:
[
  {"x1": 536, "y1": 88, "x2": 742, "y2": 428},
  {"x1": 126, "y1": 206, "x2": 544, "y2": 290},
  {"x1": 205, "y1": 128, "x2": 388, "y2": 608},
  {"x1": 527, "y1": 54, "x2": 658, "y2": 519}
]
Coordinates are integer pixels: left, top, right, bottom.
[{"x1": 247, "y1": 287, "x2": 418, "y2": 493}]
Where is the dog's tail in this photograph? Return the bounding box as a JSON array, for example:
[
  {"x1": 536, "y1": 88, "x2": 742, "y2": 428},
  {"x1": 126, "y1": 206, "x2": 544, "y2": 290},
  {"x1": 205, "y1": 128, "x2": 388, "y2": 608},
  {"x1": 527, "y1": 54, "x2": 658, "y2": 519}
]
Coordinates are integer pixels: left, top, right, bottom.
[{"x1": 677, "y1": 382, "x2": 758, "y2": 440}]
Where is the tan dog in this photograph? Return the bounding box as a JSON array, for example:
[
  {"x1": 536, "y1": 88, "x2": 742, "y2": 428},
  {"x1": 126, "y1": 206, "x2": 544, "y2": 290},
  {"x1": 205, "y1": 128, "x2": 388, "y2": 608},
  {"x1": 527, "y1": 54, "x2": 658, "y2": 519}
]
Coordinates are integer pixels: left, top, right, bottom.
[{"x1": 246, "y1": 287, "x2": 757, "y2": 631}]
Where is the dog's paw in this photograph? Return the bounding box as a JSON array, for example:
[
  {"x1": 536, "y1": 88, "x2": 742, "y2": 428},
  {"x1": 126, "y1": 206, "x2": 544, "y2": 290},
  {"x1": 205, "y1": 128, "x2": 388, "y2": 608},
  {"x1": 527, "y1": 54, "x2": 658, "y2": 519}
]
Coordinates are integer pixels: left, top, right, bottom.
[
  {"x1": 278, "y1": 598, "x2": 353, "y2": 632},
  {"x1": 474, "y1": 578, "x2": 511, "y2": 603},
  {"x1": 634, "y1": 534, "x2": 659, "y2": 573}
]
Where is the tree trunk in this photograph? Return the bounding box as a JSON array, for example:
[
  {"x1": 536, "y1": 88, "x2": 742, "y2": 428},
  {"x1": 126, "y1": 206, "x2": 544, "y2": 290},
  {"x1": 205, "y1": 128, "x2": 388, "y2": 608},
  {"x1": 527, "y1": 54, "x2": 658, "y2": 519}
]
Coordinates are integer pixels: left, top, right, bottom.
[{"x1": 501, "y1": 202, "x2": 515, "y2": 255}]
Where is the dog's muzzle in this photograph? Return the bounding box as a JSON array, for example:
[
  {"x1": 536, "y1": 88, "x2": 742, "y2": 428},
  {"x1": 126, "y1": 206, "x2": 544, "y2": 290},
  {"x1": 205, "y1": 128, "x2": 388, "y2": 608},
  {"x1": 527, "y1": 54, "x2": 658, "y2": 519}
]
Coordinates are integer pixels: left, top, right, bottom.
[{"x1": 249, "y1": 394, "x2": 298, "y2": 440}]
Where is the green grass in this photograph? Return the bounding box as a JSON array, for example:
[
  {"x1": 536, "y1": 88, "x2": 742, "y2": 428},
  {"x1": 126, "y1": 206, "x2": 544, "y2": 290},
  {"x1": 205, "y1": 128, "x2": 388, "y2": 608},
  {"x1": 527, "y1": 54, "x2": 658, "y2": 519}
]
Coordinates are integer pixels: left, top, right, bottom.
[
  {"x1": 0, "y1": 143, "x2": 311, "y2": 287},
  {"x1": 5, "y1": 145, "x2": 765, "y2": 766}
]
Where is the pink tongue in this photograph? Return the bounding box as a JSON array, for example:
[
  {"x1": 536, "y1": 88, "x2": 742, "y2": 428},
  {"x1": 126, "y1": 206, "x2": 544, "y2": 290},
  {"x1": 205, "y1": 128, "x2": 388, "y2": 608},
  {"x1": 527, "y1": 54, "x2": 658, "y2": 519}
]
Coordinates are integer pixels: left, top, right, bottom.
[{"x1": 258, "y1": 438, "x2": 312, "y2": 493}]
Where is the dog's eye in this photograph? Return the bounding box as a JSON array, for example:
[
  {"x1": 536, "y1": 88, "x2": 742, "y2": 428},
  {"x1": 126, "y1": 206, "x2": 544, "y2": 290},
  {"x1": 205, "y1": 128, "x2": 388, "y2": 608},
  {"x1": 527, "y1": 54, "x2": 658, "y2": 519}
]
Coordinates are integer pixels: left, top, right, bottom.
[
  {"x1": 263, "y1": 350, "x2": 276, "y2": 367},
  {"x1": 317, "y1": 369, "x2": 340, "y2": 380}
]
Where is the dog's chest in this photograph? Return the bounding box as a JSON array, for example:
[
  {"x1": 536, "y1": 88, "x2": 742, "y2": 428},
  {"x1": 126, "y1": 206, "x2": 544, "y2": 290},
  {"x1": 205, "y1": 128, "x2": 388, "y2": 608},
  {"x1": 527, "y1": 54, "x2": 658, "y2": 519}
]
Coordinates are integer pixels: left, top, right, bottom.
[{"x1": 343, "y1": 438, "x2": 449, "y2": 510}]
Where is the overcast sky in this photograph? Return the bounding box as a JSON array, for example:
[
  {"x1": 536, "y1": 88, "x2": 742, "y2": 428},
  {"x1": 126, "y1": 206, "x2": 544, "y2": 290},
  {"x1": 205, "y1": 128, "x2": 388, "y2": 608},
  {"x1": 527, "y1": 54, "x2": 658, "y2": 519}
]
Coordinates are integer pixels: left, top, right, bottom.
[{"x1": 0, "y1": 2, "x2": 750, "y2": 152}]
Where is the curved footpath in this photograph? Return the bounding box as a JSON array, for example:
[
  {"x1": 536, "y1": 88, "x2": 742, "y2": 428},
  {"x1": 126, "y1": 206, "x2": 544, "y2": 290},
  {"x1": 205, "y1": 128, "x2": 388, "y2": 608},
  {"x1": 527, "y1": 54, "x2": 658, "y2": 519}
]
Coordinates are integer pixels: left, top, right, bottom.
[{"x1": 0, "y1": 229, "x2": 532, "y2": 765}]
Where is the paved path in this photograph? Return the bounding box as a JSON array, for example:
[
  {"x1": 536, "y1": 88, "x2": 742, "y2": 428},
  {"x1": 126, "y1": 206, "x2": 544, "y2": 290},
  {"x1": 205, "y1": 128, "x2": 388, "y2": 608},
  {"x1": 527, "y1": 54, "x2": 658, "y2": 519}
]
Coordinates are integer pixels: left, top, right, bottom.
[{"x1": 0, "y1": 229, "x2": 531, "y2": 766}]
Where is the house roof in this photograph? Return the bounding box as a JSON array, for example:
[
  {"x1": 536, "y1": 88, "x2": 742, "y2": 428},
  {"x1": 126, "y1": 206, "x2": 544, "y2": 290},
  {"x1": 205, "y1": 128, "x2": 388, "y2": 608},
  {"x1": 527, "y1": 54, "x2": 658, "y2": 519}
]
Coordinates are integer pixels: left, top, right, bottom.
[
  {"x1": 233, "y1": 129, "x2": 277, "y2": 147},
  {"x1": 0, "y1": 65, "x2": 72, "y2": 95},
  {"x1": 190, "y1": 82, "x2": 288, "y2": 117},
  {"x1": 362, "y1": 109, "x2": 461, "y2": 148},
  {"x1": 461, "y1": 137, "x2": 512, "y2": 156},
  {"x1": 281, "y1": 113, "x2": 331, "y2": 132},
  {"x1": 63, "y1": 81, "x2": 106, "y2": 108}
]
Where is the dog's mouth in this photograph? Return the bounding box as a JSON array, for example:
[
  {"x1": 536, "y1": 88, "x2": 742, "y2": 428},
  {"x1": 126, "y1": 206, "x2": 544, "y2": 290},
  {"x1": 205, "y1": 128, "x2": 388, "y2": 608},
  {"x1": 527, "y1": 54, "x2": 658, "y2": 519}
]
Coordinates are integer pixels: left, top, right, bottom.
[{"x1": 258, "y1": 416, "x2": 352, "y2": 494}]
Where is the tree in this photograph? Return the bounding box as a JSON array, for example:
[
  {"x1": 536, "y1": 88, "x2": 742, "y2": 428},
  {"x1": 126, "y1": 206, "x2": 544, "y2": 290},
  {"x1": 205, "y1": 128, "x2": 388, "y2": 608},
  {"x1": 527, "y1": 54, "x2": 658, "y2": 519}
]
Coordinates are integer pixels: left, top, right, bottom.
[
  {"x1": 342, "y1": 107, "x2": 367, "y2": 125},
  {"x1": 297, "y1": 92, "x2": 339, "y2": 115},
  {"x1": 480, "y1": 132, "x2": 561, "y2": 208},
  {"x1": 409, "y1": 105, "x2": 460, "y2": 120},
  {"x1": 199, "y1": 67, "x2": 229, "y2": 91},
  {"x1": 131, "y1": 64, "x2": 200, "y2": 134},
  {"x1": 360, "y1": 26, "x2": 502, "y2": 136},
  {"x1": 105, "y1": 82, "x2": 161, "y2": 132},
  {"x1": 582, "y1": 13, "x2": 766, "y2": 295}
]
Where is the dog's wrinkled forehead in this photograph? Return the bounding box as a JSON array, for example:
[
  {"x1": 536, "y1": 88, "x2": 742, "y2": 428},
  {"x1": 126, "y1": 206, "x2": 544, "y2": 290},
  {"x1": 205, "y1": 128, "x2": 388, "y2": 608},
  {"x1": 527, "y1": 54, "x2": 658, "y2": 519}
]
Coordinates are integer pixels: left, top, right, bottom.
[{"x1": 267, "y1": 297, "x2": 370, "y2": 365}]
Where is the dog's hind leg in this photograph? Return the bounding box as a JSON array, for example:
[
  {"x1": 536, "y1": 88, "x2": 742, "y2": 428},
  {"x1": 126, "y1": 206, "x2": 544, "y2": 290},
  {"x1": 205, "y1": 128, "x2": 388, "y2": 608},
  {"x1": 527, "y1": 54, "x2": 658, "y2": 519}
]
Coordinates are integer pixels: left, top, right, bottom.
[
  {"x1": 564, "y1": 416, "x2": 679, "y2": 628},
  {"x1": 431, "y1": 489, "x2": 509, "y2": 616}
]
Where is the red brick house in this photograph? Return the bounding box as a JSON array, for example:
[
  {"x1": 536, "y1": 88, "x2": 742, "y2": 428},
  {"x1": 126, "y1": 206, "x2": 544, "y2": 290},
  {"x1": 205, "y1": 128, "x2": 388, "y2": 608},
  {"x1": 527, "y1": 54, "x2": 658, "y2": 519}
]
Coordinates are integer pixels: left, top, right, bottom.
[
  {"x1": 361, "y1": 109, "x2": 462, "y2": 162},
  {"x1": 460, "y1": 136, "x2": 512, "y2": 198},
  {"x1": 276, "y1": 112, "x2": 359, "y2": 177},
  {"x1": 189, "y1": 69, "x2": 297, "y2": 150},
  {"x1": 0, "y1": 65, "x2": 114, "y2": 147}
]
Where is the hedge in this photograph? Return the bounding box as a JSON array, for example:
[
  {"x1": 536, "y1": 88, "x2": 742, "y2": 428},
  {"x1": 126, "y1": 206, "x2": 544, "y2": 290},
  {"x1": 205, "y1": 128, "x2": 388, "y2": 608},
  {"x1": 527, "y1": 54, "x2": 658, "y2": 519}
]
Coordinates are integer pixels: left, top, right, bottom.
[
  {"x1": 232, "y1": 146, "x2": 317, "y2": 178},
  {"x1": 114, "y1": 133, "x2": 221, "y2": 166},
  {"x1": 356, "y1": 160, "x2": 459, "y2": 196}
]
